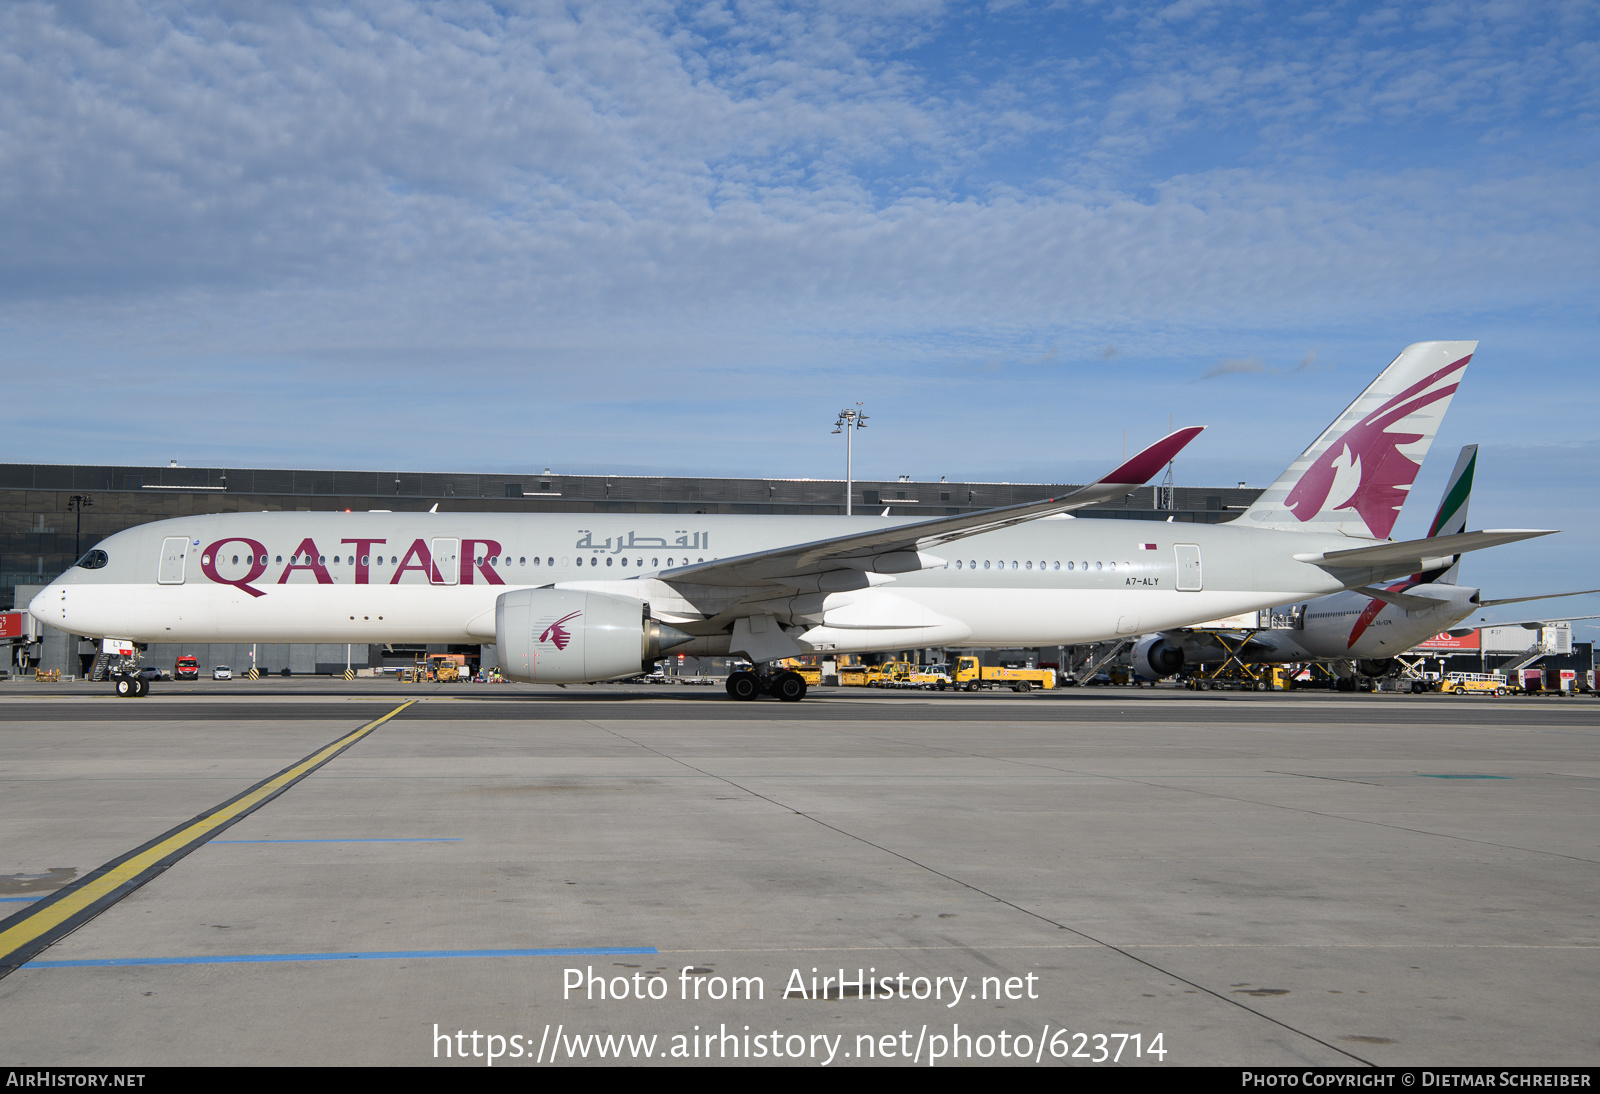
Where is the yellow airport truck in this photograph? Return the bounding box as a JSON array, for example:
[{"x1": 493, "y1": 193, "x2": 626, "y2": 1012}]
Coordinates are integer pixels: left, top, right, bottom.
[
  {"x1": 837, "y1": 663, "x2": 876, "y2": 686},
  {"x1": 951, "y1": 656, "x2": 1056, "y2": 692},
  {"x1": 838, "y1": 660, "x2": 911, "y2": 687},
  {"x1": 1440, "y1": 671, "x2": 1507, "y2": 696},
  {"x1": 405, "y1": 654, "x2": 467, "y2": 682},
  {"x1": 903, "y1": 665, "x2": 953, "y2": 688},
  {"x1": 776, "y1": 657, "x2": 823, "y2": 687}
]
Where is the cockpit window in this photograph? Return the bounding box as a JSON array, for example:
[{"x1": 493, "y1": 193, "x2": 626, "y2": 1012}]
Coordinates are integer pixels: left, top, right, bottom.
[{"x1": 74, "y1": 549, "x2": 109, "y2": 570}]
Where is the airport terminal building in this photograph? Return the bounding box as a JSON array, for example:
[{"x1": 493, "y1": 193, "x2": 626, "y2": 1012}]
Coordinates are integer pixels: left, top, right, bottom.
[{"x1": 2, "y1": 461, "x2": 1259, "y2": 678}]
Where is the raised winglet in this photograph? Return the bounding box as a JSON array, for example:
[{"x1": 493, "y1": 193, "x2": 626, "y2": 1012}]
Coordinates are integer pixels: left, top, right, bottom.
[{"x1": 1097, "y1": 427, "x2": 1206, "y2": 486}]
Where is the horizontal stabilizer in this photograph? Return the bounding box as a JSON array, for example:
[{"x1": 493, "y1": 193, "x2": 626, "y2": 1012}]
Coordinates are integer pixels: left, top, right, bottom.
[
  {"x1": 1352, "y1": 585, "x2": 1458, "y2": 611},
  {"x1": 1293, "y1": 529, "x2": 1555, "y2": 572}
]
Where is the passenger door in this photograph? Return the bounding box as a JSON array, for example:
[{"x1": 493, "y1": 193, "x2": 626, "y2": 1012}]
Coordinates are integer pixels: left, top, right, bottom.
[
  {"x1": 431, "y1": 538, "x2": 460, "y2": 585},
  {"x1": 157, "y1": 537, "x2": 190, "y2": 584},
  {"x1": 1175, "y1": 544, "x2": 1202, "y2": 591}
]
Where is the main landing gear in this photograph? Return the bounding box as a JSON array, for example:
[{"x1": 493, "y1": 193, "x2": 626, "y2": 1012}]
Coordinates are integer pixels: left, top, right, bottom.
[{"x1": 726, "y1": 668, "x2": 808, "y2": 703}]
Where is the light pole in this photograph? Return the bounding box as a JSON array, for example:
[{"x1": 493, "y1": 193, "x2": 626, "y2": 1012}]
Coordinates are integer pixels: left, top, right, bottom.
[
  {"x1": 832, "y1": 405, "x2": 868, "y2": 516},
  {"x1": 67, "y1": 494, "x2": 93, "y2": 560}
]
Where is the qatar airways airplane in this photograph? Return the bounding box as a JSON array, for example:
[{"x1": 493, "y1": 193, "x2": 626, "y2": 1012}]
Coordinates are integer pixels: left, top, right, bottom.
[
  {"x1": 1131, "y1": 444, "x2": 1598, "y2": 688},
  {"x1": 31, "y1": 340, "x2": 1553, "y2": 701}
]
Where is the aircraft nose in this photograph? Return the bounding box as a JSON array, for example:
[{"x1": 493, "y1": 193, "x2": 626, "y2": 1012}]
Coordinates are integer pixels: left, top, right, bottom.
[{"x1": 27, "y1": 585, "x2": 53, "y2": 625}]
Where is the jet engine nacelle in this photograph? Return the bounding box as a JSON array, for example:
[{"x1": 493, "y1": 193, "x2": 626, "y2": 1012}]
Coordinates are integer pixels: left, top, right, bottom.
[
  {"x1": 1132, "y1": 634, "x2": 1186, "y2": 680},
  {"x1": 495, "y1": 588, "x2": 690, "y2": 683},
  {"x1": 1356, "y1": 658, "x2": 1397, "y2": 678}
]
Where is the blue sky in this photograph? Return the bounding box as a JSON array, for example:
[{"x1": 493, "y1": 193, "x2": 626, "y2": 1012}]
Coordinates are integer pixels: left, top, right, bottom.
[{"x1": 3, "y1": 0, "x2": 1597, "y2": 627}]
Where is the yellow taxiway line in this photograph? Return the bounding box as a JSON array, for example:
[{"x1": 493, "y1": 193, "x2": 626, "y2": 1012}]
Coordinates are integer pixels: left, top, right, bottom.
[{"x1": 0, "y1": 699, "x2": 417, "y2": 976}]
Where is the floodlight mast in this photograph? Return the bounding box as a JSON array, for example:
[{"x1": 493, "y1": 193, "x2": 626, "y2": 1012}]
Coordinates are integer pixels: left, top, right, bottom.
[{"x1": 831, "y1": 404, "x2": 868, "y2": 516}]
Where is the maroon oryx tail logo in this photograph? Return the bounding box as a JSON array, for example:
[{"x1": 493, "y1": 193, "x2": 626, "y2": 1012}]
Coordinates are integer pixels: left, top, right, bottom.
[
  {"x1": 1284, "y1": 354, "x2": 1469, "y2": 540},
  {"x1": 539, "y1": 611, "x2": 582, "y2": 650}
]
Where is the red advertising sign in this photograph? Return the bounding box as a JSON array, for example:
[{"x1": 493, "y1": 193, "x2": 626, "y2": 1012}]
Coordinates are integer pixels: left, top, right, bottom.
[
  {"x1": 1414, "y1": 630, "x2": 1480, "y2": 651},
  {"x1": 0, "y1": 612, "x2": 23, "y2": 639}
]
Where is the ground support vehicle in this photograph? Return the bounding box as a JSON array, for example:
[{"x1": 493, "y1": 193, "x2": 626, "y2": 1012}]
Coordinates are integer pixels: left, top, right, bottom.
[
  {"x1": 775, "y1": 657, "x2": 823, "y2": 687},
  {"x1": 1184, "y1": 662, "x2": 1292, "y2": 691},
  {"x1": 838, "y1": 661, "x2": 911, "y2": 687},
  {"x1": 1512, "y1": 668, "x2": 1579, "y2": 696},
  {"x1": 175, "y1": 655, "x2": 199, "y2": 680},
  {"x1": 1179, "y1": 629, "x2": 1294, "y2": 692},
  {"x1": 876, "y1": 661, "x2": 918, "y2": 687},
  {"x1": 951, "y1": 656, "x2": 1056, "y2": 692},
  {"x1": 905, "y1": 665, "x2": 952, "y2": 689},
  {"x1": 1441, "y1": 671, "x2": 1507, "y2": 696},
  {"x1": 836, "y1": 664, "x2": 875, "y2": 687},
  {"x1": 433, "y1": 653, "x2": 466, "y2": 680}
]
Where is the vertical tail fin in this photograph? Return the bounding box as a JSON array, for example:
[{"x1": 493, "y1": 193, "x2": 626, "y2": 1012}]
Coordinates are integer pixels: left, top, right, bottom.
[
  {"x1": 1419, "y1": 443, "x2": 1477, "y2": 584},
  {"x1": 1237, "y1": 341, "x2": 1476, "y2": 540}
]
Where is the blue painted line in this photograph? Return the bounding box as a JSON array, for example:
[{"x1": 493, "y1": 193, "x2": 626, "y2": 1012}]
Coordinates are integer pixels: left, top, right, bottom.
[
  {"x1": 204, "y1": 844, "x2": 457, "y2": 850},
  {"x1": 0, "y1": 897, "x2": 41, "y2": 903},
  {"x1": 25, "y1": 946, "x2": 658, "y2": 969}
]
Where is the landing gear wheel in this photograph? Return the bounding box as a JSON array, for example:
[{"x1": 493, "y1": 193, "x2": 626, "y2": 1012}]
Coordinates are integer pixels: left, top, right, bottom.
[
  {"x1": 726, "y1": 671, "x2": 762, "y2": 701},
  {"x1": 770, "y1": 672, "x2": 807, "y2": 703},
  {"x1": 135, "y1": 677, "x2": 149, "y2": 697},
  {"x1": 114, "y1": 676, "x2": 135, "y2": 697}
]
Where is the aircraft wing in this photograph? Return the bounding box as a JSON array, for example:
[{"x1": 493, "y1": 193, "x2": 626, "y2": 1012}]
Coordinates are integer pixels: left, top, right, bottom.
[
  {"x1": 1476, "y1": 589, "x2": 1600, "y2": 608},
  {"x1": 1293, "y1": 529, "x2": 1556, "y2": 576},
  {"x1": 657, "y1": 427, "x2": 1204, "y2": 591},
  {"x1": 1444, "y1": 613, "x2": 1600, "y2": 637}
]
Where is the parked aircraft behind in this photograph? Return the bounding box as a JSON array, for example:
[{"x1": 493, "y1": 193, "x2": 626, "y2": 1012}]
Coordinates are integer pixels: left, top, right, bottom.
[
  {"x1": 1132, "y1": 444, "x2": 1597, "y2": 686},
  {"x1": 32, "y1": 340, "x2": 1554, "y2": 702}
]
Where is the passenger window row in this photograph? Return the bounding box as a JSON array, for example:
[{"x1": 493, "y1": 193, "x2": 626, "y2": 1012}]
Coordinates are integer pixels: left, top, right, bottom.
[{"x1": 950, "y1": 560, "x2": 1132, "y2": 572}]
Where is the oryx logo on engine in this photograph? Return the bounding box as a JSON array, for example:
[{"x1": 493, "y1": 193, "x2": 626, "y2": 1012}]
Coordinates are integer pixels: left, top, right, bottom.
[{"x1": 539, "y1": 611, "x2": 582, "y2": 650}]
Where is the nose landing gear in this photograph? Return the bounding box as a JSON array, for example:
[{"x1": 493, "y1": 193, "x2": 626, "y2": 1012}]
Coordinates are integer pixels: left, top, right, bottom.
[{"x1": 112, "y1": 674, "x2": 149, "y2": 698}]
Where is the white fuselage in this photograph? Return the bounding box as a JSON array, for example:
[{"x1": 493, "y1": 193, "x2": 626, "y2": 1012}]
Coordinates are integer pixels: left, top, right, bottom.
[
  {"x1": 1173, "y1": 583, "x2": 1480, "y2": 666},
  {"x1": 32, "y1": 510, "x2": 1392, "y2": 656}
]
